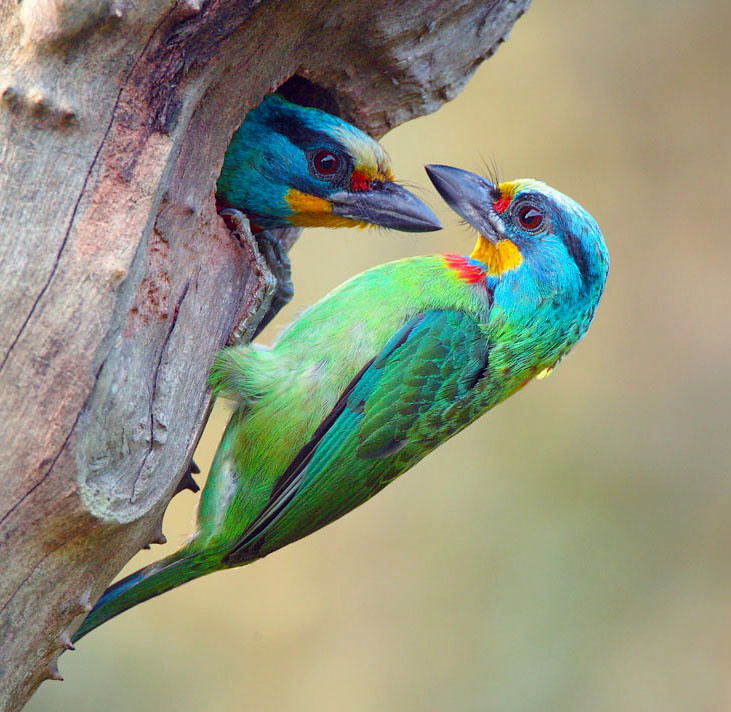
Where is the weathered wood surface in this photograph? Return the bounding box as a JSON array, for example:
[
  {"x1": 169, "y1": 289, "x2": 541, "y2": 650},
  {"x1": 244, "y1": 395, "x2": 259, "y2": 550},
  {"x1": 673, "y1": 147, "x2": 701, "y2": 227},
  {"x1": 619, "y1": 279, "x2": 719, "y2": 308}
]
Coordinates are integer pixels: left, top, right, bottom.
[{"x1": 0, "y1": 0, "x2": 530, "y2": 708}]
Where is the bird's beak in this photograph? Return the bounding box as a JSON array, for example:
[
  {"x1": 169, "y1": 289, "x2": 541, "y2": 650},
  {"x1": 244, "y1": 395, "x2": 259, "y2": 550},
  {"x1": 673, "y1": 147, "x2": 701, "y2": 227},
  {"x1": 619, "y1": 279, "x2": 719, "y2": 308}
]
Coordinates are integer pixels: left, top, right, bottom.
[
  {"x1": 425, "y1": 164, "x2": 504, "y2": 244},
  {"x1": 329, "y1": 181, "x2": 442, "y2": 232}
]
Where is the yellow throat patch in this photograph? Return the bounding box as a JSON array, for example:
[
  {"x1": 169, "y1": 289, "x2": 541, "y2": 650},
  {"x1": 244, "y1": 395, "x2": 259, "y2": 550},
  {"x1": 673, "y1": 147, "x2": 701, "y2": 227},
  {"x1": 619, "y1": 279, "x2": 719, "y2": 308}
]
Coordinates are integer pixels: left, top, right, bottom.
[
  {"x1": 470, "y1": 235, "x2": 523, "y2": 276},
  {"x1": 285, "y1": 188, "x2": 367, "y2": 229}
]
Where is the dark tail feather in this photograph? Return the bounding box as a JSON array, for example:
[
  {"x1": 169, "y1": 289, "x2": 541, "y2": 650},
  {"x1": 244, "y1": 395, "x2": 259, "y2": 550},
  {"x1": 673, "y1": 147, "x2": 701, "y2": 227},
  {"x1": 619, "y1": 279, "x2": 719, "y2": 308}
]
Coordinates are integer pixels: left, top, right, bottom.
[{"x1": 72, "y1": 549, "x2": 218, "y2": 643}]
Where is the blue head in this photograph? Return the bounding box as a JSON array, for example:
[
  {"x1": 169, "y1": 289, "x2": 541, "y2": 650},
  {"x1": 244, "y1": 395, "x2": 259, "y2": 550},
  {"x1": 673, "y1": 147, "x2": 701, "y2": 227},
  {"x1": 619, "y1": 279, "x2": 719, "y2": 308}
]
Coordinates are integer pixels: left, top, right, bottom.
[
  {"x1": 426, "y1": 165, "x2": 609, "y2": 371},
  {"x1": 216, "y1": 95, "x2": 441, "y2": 232}
]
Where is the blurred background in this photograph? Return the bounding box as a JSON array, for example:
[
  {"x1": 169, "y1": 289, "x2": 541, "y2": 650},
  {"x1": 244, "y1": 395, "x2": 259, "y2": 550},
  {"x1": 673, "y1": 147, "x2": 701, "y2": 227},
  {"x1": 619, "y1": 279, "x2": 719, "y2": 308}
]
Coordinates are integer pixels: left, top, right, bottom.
[{"x1": 29, "y1": 1, "x2": 731, "y2": 710}]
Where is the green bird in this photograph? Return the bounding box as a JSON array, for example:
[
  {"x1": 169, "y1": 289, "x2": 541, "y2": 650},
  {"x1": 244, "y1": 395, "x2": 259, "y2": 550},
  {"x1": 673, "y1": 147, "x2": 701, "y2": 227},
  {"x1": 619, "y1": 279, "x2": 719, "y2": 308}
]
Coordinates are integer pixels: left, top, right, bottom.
[{"x1": 73, "y1": 165, "x2": 609, "y2": 642}]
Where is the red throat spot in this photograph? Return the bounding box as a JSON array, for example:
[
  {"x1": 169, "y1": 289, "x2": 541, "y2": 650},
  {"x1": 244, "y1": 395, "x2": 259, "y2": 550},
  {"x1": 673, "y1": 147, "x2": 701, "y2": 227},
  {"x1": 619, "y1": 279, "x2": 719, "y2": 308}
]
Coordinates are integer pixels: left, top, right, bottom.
[
  {"x1": 493, "y1": 196, "x2": 512, "y2": 214},
  {"x1": 350, "y1": 171, "x2": 371, "y2": 192}
]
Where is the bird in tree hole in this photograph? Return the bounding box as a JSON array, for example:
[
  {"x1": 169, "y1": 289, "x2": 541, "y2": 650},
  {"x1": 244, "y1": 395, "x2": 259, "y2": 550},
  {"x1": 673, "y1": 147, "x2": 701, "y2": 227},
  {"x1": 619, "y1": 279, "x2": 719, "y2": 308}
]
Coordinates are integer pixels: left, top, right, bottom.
[{"x1": 215, "y1": 93, "x2": 441, "y2": 338}]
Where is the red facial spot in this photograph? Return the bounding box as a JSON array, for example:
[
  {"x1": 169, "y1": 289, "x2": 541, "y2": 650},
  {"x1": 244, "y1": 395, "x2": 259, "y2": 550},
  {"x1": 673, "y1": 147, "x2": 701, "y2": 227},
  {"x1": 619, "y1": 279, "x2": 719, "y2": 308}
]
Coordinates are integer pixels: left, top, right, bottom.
[
  {"x1": 493, "y1": 196, "x2": 512, "y2": 214},
  {"x1": 350, "y1": 171, "x2": 371, "y2": 192}
]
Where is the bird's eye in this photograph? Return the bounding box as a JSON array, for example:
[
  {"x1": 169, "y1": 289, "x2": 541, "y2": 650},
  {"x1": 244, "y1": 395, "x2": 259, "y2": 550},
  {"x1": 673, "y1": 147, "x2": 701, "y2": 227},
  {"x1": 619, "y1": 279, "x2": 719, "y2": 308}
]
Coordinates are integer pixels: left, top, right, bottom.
[
  {"x1": 517, "y1": 204, "x2": 544, "y2": 231},
  {"x1": 313, "y1": 150, "x2": 339, "y2": 176}
]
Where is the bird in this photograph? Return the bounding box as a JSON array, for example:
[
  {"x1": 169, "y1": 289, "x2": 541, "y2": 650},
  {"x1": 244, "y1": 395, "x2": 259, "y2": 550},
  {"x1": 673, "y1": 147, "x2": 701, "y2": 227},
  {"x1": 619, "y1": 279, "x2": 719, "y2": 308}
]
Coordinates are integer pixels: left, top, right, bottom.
[
  {"x1": 215, "y1": 93, "x2": 442, "y2": 234},
  {"x1": 73, "y1": 165, "x2": 609, "y2": 642}
]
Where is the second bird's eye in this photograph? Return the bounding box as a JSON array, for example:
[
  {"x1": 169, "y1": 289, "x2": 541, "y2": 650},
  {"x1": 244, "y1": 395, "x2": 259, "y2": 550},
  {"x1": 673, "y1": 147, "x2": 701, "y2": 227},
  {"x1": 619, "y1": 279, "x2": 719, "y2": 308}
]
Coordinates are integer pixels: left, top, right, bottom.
[
  {"x1": 517, "y1": 204, "x2": 544, "y2": 231},
  {"x1": 313, "y1": 150, "x2": 339, "y2": 176}
]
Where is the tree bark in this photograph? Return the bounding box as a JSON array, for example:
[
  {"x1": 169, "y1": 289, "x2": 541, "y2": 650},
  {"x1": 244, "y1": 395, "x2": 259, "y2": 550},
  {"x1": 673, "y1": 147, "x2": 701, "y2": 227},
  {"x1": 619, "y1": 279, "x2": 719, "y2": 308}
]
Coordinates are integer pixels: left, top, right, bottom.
[{"x1": 0, "y1": 0, "x2": 530, "y2": 708}]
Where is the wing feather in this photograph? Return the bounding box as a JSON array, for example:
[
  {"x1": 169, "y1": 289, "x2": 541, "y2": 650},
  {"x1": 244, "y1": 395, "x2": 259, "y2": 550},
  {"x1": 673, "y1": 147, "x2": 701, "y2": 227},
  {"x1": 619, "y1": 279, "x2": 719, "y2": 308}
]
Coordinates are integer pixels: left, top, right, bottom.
[{"x1": 224, "y1": 309, "x2": 489, "y2": 565}]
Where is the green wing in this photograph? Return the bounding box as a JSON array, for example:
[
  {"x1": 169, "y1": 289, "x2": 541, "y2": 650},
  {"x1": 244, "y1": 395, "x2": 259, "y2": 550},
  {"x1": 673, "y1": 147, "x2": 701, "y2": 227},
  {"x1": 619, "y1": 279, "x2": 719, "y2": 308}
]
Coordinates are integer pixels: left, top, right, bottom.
[{"x1": 224, "y1": 309, "x2": 490, "y2": 564}]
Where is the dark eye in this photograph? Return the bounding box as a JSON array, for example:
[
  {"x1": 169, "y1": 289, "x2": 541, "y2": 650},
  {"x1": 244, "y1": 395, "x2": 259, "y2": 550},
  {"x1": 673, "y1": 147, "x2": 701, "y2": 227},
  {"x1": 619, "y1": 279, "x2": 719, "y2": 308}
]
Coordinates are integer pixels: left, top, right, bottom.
[
  {"x1": 313, "y1": 150, "x2": 339, "y2": 176},
  {"x1": 517, "y1": 204, "x2": 544, "y2": 231}
]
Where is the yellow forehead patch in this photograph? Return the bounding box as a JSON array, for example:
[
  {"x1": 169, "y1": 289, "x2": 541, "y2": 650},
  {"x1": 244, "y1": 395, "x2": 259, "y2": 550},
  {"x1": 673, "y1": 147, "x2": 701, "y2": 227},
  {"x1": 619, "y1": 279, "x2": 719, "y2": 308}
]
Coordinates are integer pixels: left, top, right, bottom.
[
  {"x1": 354, "y1": 164, "x2": 394, "y2": 182},
  {"x1": 346, "y1": 133, "x2": 393, "y2": 182},
  {"x1": 497, "y1": 179, "x2": 536, "y2": 198},
  {"x1": 496, "y1": 181, "x2": 518, "y2": 201},
  {"x1": 470, "y1": 235, "x2": 523, "y2": 276}
]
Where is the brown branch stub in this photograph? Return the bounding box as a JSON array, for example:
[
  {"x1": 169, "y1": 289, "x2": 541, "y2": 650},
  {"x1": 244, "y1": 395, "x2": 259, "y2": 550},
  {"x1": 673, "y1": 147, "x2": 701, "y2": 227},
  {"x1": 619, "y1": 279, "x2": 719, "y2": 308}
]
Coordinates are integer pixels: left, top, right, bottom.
[{"x1": 0, "y1": 0, "x2": 531, "y2": 708}]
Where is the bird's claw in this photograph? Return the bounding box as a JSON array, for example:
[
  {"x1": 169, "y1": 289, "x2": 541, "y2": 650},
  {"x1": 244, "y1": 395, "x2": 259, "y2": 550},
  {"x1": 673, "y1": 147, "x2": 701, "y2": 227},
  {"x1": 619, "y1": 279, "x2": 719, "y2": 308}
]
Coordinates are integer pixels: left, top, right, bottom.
[
  {"x1": 219, "y1": 208, "x2": 294, "y2": 343},
  {"x1": 219, "y1": 208, "x2": 251, "y2": 242},
  {"x1": 251, "y1": 230, "x2": 294, "y2": 338}
]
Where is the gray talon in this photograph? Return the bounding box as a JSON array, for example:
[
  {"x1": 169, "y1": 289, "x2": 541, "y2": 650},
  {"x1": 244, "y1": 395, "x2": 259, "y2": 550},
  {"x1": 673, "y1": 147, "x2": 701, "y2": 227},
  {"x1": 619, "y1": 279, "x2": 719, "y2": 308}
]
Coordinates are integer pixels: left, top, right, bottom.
[
  {"x1": 251, "y1": 230, "x2": 294, "y2": 338},
  {"x1": 219, "y1": 208, "x2": 293, "y2": 343}
]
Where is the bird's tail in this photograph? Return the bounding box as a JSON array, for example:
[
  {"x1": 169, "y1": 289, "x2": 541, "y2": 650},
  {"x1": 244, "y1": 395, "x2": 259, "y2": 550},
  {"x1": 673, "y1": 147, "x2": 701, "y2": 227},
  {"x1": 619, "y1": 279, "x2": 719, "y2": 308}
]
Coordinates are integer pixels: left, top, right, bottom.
[{"x1": 72, "y1": 547, "x2": 220, "y2": 643}]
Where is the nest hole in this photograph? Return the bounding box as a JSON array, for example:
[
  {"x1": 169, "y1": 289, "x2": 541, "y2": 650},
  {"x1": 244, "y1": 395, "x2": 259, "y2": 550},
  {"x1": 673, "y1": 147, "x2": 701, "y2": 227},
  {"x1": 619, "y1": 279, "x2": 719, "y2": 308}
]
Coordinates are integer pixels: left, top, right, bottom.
[{"x1": 276, "y1": 75, "x2": 341, "y2": 117}]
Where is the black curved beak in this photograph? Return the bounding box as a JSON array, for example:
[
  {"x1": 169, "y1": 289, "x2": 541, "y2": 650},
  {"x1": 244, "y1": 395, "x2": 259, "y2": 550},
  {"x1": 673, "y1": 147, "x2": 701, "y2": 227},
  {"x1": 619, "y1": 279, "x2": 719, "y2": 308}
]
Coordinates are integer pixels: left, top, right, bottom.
[
  {"x1": 425, "y1": 164, "x2": 503, "y2": 244},
  {"x1": 330, "y1": 181, "x2": 442, "y2": 232}
]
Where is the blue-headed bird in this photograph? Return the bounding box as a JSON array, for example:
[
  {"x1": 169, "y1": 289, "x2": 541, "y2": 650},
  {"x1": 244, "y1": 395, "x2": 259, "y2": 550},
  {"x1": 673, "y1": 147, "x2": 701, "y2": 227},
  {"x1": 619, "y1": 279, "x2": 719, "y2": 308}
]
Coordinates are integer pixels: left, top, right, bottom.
[
  {"x1": 216, "y1": 93, "x2": 441, "y2": 233},
  {"x1": 73, "y1": 165, "x2": 608, "y2": 642}
]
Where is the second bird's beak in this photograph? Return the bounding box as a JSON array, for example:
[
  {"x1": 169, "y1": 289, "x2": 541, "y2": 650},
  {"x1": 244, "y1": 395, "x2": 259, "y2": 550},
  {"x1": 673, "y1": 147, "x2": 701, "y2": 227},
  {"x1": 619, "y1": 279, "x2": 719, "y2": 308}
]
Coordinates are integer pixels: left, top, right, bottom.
[
  {"x1": 425, "y1": 164, "x2": 504, "y2": 244},
  {"x1": 329, "y1": 181, "x2": 442, "y2": 232}
]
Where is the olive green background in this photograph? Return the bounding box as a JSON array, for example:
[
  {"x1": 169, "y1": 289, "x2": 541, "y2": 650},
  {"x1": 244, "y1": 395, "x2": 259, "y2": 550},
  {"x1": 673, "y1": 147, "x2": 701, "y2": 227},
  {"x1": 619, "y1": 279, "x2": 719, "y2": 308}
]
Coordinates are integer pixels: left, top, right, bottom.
[{"x1": 29, "y1": 1, "x2": 731, "y2": 710}]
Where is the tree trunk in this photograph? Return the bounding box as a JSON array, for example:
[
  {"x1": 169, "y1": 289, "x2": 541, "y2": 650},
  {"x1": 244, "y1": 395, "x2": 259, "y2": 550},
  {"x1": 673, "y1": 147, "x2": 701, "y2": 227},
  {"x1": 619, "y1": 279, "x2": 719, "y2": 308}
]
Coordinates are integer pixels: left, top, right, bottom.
[{"x1": 0, "y1": 0, "x2": 530, "y2": 708}]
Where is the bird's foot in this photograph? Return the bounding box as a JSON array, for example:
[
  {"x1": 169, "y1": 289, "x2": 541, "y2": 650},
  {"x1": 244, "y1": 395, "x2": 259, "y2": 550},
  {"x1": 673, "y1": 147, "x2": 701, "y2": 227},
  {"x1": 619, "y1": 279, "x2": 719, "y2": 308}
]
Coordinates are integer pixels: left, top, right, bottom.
[
  {"x1": 251, "y1": 229, "x2": 294, "y2": 338},
  {"x1": 219, "y1": 209, "x2": 293, "y2": 343}
]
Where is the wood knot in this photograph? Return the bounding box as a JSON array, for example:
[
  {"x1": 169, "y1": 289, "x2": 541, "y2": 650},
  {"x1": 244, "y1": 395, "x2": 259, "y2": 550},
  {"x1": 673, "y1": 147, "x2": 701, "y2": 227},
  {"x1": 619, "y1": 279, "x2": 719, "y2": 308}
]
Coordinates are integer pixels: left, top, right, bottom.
[
  {"x1": 0, "y1": 83, "x2": 77, "y2": 129},
  {"x1": 66, "y1": 590, "x2": 94, "y2": 619},
  {"x1": 110, "y1": 267, "x2": 128, "y2": 286},
  {"x1": 150, "y1": 521, "x2": 167, "y2": 546},
  {"x1": 20, "y1": 0, "x2": 131, "y2": 46},
  {"x1": 58, "y1": 633, "x2": 75, "y2": 651},
  {"x1": 45, "y1": 659, "x2": 64, "y2": 682},
  {"x1": 178, "y1": 0, "x2": 203, "y2": 14},
  {"x1": 1, "y1": 85, "x2": 20, "y2": 110}
]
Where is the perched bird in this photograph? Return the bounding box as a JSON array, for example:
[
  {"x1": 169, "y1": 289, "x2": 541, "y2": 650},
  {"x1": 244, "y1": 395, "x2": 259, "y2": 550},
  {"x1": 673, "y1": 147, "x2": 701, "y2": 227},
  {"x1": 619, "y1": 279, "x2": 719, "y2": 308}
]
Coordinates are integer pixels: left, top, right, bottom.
[{"x1": 74, "y1": 165, "x2": 609, "y2": 642}]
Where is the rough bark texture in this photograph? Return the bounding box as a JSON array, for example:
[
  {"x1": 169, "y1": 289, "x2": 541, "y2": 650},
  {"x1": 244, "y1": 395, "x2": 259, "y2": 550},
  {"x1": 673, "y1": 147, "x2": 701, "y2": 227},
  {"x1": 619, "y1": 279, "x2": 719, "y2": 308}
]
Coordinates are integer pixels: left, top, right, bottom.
[{"x1": 0, "y1": 0, "x2": 530, "y2": 708}]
